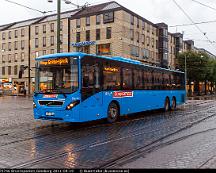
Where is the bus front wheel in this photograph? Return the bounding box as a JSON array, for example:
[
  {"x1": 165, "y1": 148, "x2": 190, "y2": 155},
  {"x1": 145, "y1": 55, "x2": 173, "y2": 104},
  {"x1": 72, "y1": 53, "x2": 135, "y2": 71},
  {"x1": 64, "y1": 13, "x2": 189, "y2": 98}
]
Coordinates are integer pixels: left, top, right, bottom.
[
  {"x1": 164, "y1": 97, "x2": 170, "y2": 112},
  {"x1": 107, "y1": 102, "x2": 119, "y2": 123}
]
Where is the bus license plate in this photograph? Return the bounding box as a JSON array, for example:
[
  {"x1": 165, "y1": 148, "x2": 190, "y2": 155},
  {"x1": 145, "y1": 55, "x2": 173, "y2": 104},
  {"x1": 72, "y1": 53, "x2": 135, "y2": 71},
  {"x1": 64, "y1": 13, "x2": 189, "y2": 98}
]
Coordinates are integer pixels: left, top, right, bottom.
[{"x1": 46, "y1": 112, "x2": 55, "y2": 116}]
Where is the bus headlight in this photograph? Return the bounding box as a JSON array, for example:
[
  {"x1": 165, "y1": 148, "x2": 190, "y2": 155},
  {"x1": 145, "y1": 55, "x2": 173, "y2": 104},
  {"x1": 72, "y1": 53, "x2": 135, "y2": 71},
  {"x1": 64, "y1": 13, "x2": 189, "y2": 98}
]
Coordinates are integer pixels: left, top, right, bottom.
[
  {"x1": 33, "y1": 102, "x2": 37, "y2": 109},
  {"x1": 66, "y1": 100, "x2": 80, "y2": 110}
]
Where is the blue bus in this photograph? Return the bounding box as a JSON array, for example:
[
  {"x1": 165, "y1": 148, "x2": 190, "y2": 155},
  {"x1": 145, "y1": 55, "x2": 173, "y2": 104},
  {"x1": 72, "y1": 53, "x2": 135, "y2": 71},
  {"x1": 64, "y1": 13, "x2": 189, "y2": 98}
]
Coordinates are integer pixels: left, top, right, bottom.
[{"x1": 33, "y1": 52, "x2": 186, "y2": 123}]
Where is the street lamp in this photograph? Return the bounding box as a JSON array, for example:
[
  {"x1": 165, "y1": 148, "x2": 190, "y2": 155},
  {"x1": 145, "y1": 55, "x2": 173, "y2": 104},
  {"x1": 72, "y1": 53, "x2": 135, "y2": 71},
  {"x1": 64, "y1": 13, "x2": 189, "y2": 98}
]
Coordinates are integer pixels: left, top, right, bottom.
[
  {"x1": 48, "y1": 0, "x2": 61, "y2": 53},
  {"x1": 48, "y1": 0, "x2": 80, "y2": 53}
]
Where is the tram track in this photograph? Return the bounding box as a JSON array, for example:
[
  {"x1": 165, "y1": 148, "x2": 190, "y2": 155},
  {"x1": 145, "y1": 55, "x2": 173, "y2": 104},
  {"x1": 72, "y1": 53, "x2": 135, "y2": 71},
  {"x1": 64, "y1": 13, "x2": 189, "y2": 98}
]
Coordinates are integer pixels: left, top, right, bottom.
[
  {"x1": 8, "y1": 101, "x2": 216, "y2": 168},
  {"x1": 100, "y1": 123, "x2": 216, "y2": 168},
  {"x1": 0, "y1": 100, "x2": 214, "y2": 148}
]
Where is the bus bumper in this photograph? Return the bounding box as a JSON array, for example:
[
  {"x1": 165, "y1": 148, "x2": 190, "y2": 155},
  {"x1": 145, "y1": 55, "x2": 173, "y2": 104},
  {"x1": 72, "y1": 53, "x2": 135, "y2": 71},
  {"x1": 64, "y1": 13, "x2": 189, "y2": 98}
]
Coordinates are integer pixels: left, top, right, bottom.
[{"x1": 33, "y1": 108, "x2": 80, "y2": 122}]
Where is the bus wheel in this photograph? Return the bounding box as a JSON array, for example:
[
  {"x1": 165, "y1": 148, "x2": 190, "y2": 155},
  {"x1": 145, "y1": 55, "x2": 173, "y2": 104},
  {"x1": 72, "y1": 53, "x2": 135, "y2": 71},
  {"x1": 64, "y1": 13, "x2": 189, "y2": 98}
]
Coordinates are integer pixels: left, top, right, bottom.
[
  {"x1": 171, "y1": 97, "x2": 176, "y2": 111},
  {"x1": 164, "y1": 97, "x2": 170, "y2": 112},
  {"x1": 107, "y1": 102, "x2": 119, "y2": 123}
]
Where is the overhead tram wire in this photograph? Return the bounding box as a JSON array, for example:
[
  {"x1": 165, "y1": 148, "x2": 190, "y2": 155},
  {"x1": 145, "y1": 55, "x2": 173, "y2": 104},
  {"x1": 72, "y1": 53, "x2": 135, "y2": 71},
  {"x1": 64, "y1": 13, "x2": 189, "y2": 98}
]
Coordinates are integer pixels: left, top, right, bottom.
[
  {"x1": 191, "y1": 0, "x2": 216, "y2": 12},
  {"x1": 3, "y1": 0, "x2": 55, "y2": 14},
  {"x1": 169, "y1": 20, "x2": 216, "y2": 27},
  {"x1": 172, "y1": 0, "x2": 213, "y2": 45}
]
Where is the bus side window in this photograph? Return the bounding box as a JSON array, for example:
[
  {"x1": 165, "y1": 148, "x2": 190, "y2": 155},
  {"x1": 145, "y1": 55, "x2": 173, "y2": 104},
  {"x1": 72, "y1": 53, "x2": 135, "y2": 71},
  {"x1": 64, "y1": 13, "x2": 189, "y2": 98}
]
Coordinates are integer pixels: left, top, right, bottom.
[
  {"x1": 81, "y1": 56, "x2": 101, "y2": 101},
  {"x1": 122, "y1": 68, "x2": 133, "y2": 90}
]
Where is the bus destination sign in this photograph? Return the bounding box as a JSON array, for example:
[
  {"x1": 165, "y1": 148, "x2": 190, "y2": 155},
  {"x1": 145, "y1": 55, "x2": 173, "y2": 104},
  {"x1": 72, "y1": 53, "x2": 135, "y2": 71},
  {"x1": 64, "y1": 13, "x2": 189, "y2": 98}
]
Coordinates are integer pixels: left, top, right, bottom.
[{"x1": 40, "y1": 58, "x2": 69, "y2": 66}]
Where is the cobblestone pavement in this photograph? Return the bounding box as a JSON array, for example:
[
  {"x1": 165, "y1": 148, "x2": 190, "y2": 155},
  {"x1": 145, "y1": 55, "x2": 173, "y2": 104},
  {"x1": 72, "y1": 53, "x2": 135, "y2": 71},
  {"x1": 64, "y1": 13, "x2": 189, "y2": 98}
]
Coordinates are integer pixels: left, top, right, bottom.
[{"x1": 0, "y1": 96, "x2": 216, "y2": 168}]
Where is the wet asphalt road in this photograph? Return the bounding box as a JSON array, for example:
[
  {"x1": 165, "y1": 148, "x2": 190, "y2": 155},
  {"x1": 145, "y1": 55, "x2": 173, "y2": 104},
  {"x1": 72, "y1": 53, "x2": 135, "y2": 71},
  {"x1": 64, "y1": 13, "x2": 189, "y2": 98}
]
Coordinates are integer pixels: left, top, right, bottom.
[{"x1": 0, "y1": 96, "x2": 216, "y2": 168}]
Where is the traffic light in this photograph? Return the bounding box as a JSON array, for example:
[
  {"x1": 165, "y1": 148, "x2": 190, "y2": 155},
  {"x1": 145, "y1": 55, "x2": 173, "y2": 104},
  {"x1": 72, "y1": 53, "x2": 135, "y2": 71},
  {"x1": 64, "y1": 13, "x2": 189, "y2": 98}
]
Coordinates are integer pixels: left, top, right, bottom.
[{"x1": 18, "y1": 65, "x2": 28, "y2": 78}]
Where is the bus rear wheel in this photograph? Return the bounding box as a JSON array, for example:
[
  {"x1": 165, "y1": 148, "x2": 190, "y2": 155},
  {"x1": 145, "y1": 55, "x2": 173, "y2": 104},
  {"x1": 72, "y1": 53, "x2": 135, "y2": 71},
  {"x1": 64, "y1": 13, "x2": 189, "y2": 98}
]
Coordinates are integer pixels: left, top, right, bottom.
[
  {"x1": 107, "y1": 102, "x2": 119, "y2": 123},
  {"x1": 171, "y1": 97, "x2": 176, "y2": 111},
  {"x1": 164, "y1": 98, "x2": 170, "y2": 112}
]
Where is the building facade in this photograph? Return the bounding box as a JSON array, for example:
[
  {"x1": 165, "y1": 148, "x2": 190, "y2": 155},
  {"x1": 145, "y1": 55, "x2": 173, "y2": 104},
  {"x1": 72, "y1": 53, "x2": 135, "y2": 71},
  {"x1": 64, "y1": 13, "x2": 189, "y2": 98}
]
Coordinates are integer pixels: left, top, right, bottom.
[{"x1": 0, "y1": 1, "x2": 214, "y2": 94}]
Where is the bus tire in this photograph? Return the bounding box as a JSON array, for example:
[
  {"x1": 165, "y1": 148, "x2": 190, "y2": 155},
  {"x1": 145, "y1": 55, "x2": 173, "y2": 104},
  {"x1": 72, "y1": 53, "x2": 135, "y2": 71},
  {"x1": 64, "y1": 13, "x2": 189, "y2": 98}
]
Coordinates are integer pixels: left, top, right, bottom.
[
  {"x1": 164, "y1": 97, "x2": 170, "y2": 112},
  {"x1": 171, "y1": 97, "x2": 177, "y2": 111},
  {"x1": 107, "y1": 102, "x2": 119, "y2": 123}
]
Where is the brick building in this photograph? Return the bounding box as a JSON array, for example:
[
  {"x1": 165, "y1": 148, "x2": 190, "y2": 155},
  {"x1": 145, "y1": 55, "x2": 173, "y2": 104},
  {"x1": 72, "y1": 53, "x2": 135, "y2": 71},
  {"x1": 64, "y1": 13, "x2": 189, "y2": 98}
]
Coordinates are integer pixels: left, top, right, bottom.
[{"x1": 0, "y1": 1, "x2": 210, "y2": 94}]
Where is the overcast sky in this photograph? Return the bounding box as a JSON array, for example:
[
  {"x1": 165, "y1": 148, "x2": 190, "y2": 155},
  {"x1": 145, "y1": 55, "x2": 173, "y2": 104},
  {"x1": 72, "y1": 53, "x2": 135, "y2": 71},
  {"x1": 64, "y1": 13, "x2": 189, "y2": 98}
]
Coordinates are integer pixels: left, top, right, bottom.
[{"x1": 1, "y1": 0, "x2": 216, "y2": 55}]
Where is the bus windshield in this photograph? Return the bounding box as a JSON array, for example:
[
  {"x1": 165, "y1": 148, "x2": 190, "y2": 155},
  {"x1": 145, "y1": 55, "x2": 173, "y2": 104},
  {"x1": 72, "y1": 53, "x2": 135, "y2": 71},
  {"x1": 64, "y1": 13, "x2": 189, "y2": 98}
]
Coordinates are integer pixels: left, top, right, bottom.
[{"x1": 36, "y1": 57, "x2": 78, "y2": 94}]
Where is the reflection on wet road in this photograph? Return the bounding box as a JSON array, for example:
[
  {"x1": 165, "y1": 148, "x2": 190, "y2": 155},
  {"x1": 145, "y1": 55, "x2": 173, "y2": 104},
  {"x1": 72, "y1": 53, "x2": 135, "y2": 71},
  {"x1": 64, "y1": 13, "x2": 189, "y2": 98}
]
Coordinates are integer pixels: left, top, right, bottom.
[{"x1": 0, "y1": 96, "x2": 216, "y2": 168}]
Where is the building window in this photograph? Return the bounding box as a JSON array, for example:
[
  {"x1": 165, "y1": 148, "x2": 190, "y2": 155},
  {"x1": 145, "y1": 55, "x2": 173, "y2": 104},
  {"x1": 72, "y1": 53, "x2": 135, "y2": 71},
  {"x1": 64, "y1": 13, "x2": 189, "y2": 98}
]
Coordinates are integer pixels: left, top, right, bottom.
[
  {"x1": 103, "y1": 11, "x2": 114, "y2": 24},
  {"x1": 142, "y1": 48, "x2": 150, "y2": 59},
  {"x1": 131, "y1": 45, "x2": 139, "y2": 57},
  {"x1": 156, "y1": 40, "x2": 158, "y2": 49},
  {"x1": 14, "y1": 41, "x2": 18, "y2": 50},
  {"x1": 96, "y1": 14, "x2": 101, "y2": 25},
  {"x1": 50, "y1": 36, "x2": 54, "y2": 46},
  {"x1": 2, "y1": 32, "x2": 6, "y2": 40},
  {"x1": 86, "y1": 30, "x2": 90, "y2": 41},
  {"x1": 8, "y1": 31, "x2": 11, "y2": 39},
  {"x1": 146, "y1": 36, "x2": 150, "y2": 46},
  {"x1": 43, "y1": 37, "x2": 46, "y2": 47},
  {"x1": 21, "y1": 52, "x2": 25, "y2": 61},
  {"x1": 35, "y1": 26, "x2": 39, "y2": 35},
  {"x1": 86, "y1": 17, "x2": 90, "y2": 26},
  {"x1": 131, "y1": 15, "x2": 134, "y2": 25},
  {"x1": 76, "y1": 32, "x2": 80, "y2": 42},
  {"x1": 152, "y1": 38, "x2": 154, "y2": 48},
  {"x1": 43, "y1": 50, "x2": 46, "y2": 55},
  {"x1": 14, "y1": 65, "x2": 18, "y2": 75},
  {"x1": 76, "y1": 19, "x2": 81, "y2": 28},
  {"x1": 2, "y1": 67, "x2": 5, "y2": 75},
  {"x1": 137, "y1": 18, "x2": 139, "y2": 28},
  {"x1": 142, "y1": 34, "x2": 145, "y2": 44},
  {"x1": 43, "y1": 25, "x2": 46, "y2": 33},
  {"x1": 50, "y1": 23, "x2": 54, "y2": 32},
  {"x1": 142, "y1": 21, "x2": 145, "y2": 30},
  {"x1": 60, "y1": 34, "x2": 63, "y2": 44},
  {"x1": 7, "y1": 54, "x2": 11, "y2": 63},
  {"x1": 21, "y1": 29, "x2": 25, "y2": 37},
  {"x1": 136, "y1": 32, "x2": 139, "y2": 43},
  {"x1": 96, "y1": 43, "x2": 111, "y2": 55},
  {"x1": 2, "y1": 55, "x2": 5, "y2": 63},
  {"x1": 8, "y1": 66, "x2": 11, "y2": 75},
  {"x1": 21, "y1": 40, "x2": 25, "y2": 49},
  {"x1": 8, "y1": 42, "x2": 11, "y2": 51},
  {"x1": 35, "y1": 38, "x2": 39, "y2": 48},
  {"x1": 130, "y1": 29, "x2": 134, "y2": 41},
  {"x1": 50, "y1": 49, "x2": 55, "y2": 54},
  {"x1": 106, "y1": 27, "x2": 112, "y2": 39},
  {"x1": 96, "y1": 29, "x2": 100, "y2": 40},
  {"x1": 60, "y1": 21, "x2": 63, "y2": 31},
  {"x1": 14, "y1": 53, "x2": 18, "y2": 62},
  {"x1": 15, "y1": 30, "x2": 18, "y2": 38},
  {"x1": 2, "y1": 43, "x2": 6, "y2": 51},
  {"x1": 147, "y1": 24, "x2": 150, "y2": 32}
]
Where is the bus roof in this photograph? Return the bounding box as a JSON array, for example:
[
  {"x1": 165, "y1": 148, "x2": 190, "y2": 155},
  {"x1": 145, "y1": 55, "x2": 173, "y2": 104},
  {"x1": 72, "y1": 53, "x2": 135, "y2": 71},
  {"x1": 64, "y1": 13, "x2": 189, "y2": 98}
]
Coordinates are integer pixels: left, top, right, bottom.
[{"x1": 36, "y1": 52, "x2": 184, "y2": 74}]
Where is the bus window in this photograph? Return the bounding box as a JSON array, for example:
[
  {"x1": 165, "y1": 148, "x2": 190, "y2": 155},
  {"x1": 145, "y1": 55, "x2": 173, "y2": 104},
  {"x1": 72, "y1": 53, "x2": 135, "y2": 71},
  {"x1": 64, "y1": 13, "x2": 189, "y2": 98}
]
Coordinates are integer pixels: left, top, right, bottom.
[
  {"x1": 143, "y1": 69, "x2": 153, "y2": 90},
  {"x1": 122, "y1": 68, "x2": 133, "y2": 90},
  {"x1": 134, "y1": 69, "x2": 143, "y2": 89},
  {"x1": 103, "y1": 64, "x2": 121, "y2": 90},
  {"x1": 81, "y1": 56, "x2": 101, "y2": 100}
]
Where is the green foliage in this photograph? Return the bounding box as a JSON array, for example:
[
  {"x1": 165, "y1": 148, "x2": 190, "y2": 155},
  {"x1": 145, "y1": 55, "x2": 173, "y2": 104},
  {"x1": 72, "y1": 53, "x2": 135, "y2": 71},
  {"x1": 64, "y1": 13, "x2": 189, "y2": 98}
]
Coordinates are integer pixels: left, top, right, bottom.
[{"x1": 177, "y1": 51, "x2": 216, "y2": 83}]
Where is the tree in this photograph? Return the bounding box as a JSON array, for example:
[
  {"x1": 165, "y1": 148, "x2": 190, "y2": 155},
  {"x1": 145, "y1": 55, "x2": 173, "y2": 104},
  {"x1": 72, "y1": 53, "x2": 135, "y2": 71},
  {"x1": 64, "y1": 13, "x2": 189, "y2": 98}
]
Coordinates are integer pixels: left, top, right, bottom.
[{"x1": 177, "y1": 51, "x2": 210, "y2": 96}]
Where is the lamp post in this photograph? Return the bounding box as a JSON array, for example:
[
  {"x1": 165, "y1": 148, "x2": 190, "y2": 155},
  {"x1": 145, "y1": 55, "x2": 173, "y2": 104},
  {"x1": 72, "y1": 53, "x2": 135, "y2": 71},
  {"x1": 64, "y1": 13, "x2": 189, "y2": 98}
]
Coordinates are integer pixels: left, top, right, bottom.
[
  {"x1": 48, "y1": 0, "x2": 61, "y2": 53},
  {"x1": 48, "y1": 0, "x2": 80, "y2": 53}
]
